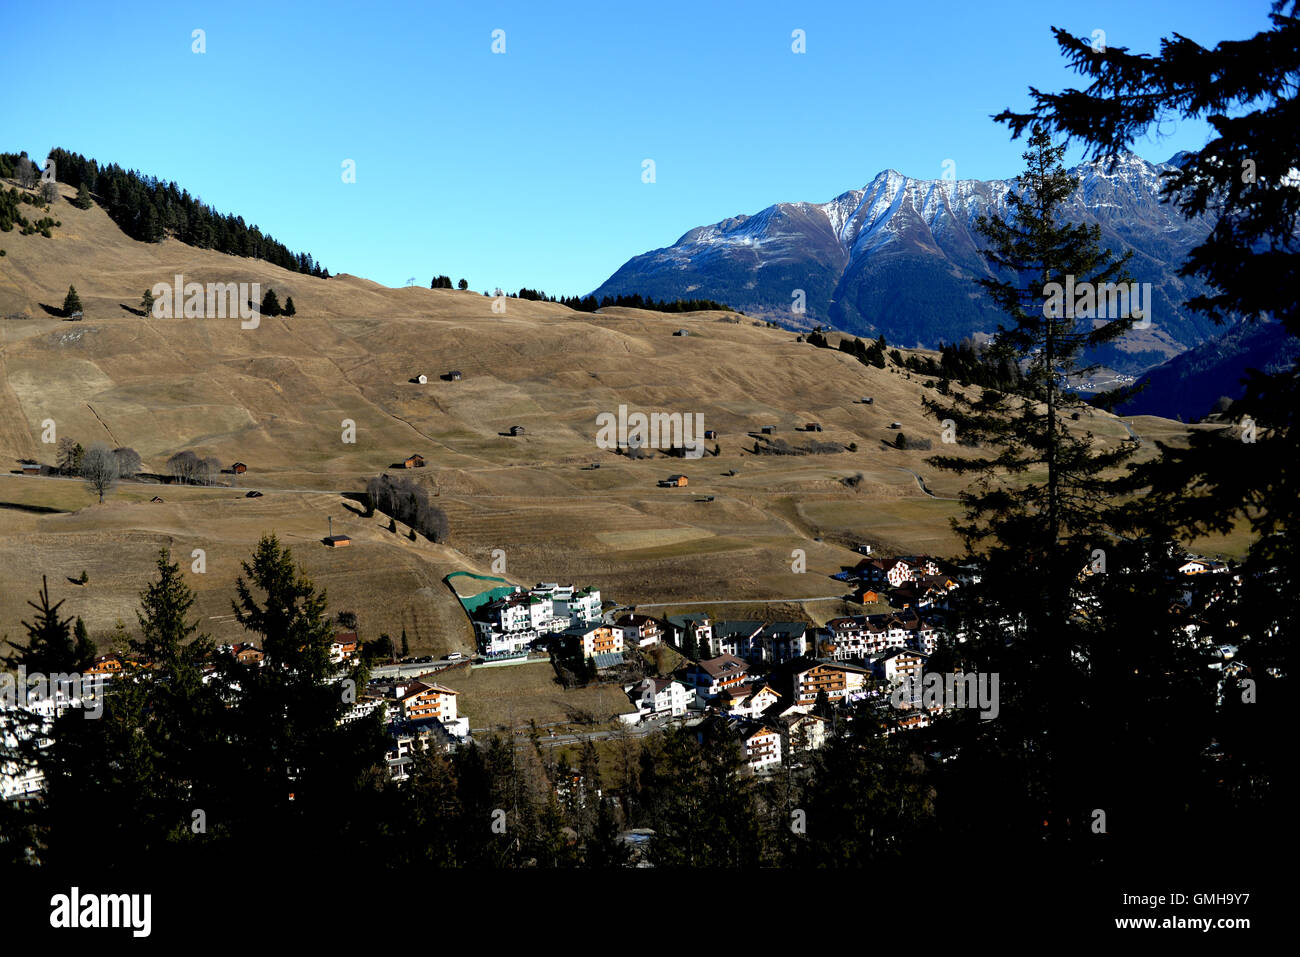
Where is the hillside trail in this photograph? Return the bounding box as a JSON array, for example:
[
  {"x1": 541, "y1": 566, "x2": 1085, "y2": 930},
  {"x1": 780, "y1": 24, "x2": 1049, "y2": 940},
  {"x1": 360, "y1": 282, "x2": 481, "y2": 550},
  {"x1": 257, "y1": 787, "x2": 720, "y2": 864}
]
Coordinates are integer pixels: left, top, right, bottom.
[
  {"x1": 891, "y1": 466, "x2": 959, "y2": 501},
  {"x1": 85, "y1": 402, "x2": 121, "y2": 446}
]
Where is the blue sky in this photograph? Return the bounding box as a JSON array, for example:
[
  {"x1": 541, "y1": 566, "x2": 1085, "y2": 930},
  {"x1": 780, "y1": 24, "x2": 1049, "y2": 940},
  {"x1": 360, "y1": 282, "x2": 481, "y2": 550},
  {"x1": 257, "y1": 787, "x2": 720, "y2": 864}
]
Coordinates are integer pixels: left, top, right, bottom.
[{"x1": 0, "y1": 0, "x2": 1275, "y2": 296}]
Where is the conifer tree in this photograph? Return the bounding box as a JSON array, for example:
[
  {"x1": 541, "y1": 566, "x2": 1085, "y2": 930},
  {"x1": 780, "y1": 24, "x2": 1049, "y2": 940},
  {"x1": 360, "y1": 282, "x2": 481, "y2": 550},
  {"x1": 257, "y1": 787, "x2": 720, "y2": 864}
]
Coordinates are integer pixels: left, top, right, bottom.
[
  {"x1": 647, "y1": 722, "x2": 763, "y2": 867},
  {"x1": 585, "y1": 795, "x2": 631, "y2": 867},
  {"x1": 56, "y1": 439, "x2": 84, "y2": 475},
  {"x1": 221, "y1": 534, "x2": 385, "y2": 861},
  {"x1": 71, "y1": 617, "x2": 94, "y2": 665},
  {"x1": 133, "y1": 549, "x2": 213, "y2": 680},
  {"x1": 259, "y1": 288, "x2": 281, "y2": 317},
  {"x1": 401, "y1": 747, "x2": 463, "y2": 865},
  {"x1": 793, "y1": 700, "x2": 932, "y2": 865},
  {"x1": 8, "y1": 576, "x2": 93, "y2": 675},
  {"x1": 61, "y1": 284, "x2": 82, "y2": 316},
  {"x1": 920, "y1": 126, "x2": 1140, "y2": 851},
  {"x1": 143, "y1": 207, "x2": 161, "y2": 242},
  {"x1": 996, "y1": 0, "x2": 1298, "y2": 865},
  {"x1": 0, "y1": 578, "x2": 95, "y2": 864}
]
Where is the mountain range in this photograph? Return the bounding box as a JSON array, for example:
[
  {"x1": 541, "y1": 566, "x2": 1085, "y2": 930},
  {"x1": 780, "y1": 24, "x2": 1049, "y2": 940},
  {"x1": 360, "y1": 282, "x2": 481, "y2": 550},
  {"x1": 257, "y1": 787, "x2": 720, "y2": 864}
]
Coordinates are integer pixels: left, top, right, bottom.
[
  {"x1": 1117, "y1": 315, "x2": 1300, "y2": 420},
  {"x1": 593, "y1": 152, "x2": 1220, "y2": 376}
]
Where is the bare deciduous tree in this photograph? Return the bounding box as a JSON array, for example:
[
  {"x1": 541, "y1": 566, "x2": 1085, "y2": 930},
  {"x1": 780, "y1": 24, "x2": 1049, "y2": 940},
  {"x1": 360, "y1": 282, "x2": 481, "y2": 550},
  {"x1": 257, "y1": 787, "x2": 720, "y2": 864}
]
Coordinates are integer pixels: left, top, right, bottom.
[
  {"x1": 366, "y1": 473, "x2": 449, "y2": 542},
  {"x1": 202, "y1": 457, "x2": 222, "y2": 485},
  {"x1": 81, "y1": 442, "x2": 119, "y2": 503},
  {"x1": 112, "y1": 447, "x2": 142, "y2": 479},
  {"x1": 14, "y1": 155, "x2": 38, "y2": 189},
  {"x1": 166, "y1": 450, "x2": 209, "y2": 485}
]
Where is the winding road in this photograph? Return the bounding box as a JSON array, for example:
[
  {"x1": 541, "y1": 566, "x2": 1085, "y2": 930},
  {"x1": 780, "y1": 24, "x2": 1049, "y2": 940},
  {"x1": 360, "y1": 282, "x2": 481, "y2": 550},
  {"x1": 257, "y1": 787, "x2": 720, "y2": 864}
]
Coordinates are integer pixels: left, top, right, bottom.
[{"x1": 1118, "y1": 419, "x2": 1143, "y2": 445}]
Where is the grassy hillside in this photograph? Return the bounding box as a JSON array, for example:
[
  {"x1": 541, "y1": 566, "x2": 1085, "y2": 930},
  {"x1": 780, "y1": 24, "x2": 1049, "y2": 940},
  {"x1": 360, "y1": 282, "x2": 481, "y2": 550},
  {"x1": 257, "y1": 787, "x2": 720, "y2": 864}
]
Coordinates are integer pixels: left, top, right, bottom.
[{"x1": 0, "y1": 178, "x2": 1241, "y2": 660}]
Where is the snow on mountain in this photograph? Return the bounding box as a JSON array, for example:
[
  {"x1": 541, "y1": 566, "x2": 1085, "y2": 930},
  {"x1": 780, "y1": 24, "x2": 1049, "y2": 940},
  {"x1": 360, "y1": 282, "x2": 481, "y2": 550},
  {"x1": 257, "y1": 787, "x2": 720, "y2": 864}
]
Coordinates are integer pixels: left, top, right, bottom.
[{"x1": 593, "y1": 152, "x2": 1217, "y2": 374}]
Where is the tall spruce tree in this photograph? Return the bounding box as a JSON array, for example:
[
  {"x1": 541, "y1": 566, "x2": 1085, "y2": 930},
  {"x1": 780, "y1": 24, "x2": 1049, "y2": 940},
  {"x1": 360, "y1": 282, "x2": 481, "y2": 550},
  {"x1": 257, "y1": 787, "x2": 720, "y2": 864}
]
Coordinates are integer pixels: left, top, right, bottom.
[
  {"x1": 129, "y1": 549, "x2": 221, "y2": 821},
  {"x1": 33, "y1": 555, "x2": 223, "y2": 869},
  {"x1": 921, "y1": 126, "x2": 1142, "y2": 853},
  {"x1": 0, "y1": 578, "x2": 95, "y2": 865},
  {"x1": 221, "y1": 534, "x2": 386, "y2": 862},
  {"x1": 8, "y1": 577, "x2": 93, "y2": 676},
  {"x1": 399, "y1": 746, "x2": 463, "y2": 865},
  {"x1": 994, "y1": 0, "x2": 1297, "y2": 865}
]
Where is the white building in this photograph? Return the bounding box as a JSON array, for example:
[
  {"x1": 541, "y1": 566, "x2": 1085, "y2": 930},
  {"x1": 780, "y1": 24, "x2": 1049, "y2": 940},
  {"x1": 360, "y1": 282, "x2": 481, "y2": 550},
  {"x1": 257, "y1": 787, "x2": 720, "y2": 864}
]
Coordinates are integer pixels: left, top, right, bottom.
[
  {"x1": 474, "y1": 583, "x2": 603, "y2": 655},
  {"x1": 385, "y1": 719, "x2": 466, "y2": 782},
  {"x1": 627, "y1": 677, "x2": 693, "y2": 720},
  {"x1": 562, "y1": 586, "x2": 602, "y2": 623},
  {"x1": 0, "y1": 710, "x2": 48, "y2": 801},
  {"x1": 395, "y1": 680, "x2": 461, "y2": 726},
  {"x1": 474, "y1": 619, "x2": 538, "y2": 656},
  {"x1": 714, "y1": 621, "x2": 808, "y2": 664},
  {"x1": 784, "y1": 712, "x2": 830, "y2": 754},
  {"x1": 534, "y1": 583, "x2": 602, "y2": 621},
  {"x1": 743, "y1": 726, "x2": 782, "y2": 773},
  {"x1": 339, "y1": 696, "x2": 387, "y2": 725},
  {"x1": 0, "y1": 685, "x2": 94, "y2": 801},
  {"x1": 481, "y1": 593, "x2": 531, "y2": 633},
  {"x1": 870, "y1": 649, "x2": 929, "y2": 690},
  {"x1": 1179, "y1": 558, "x2": 1227, "y2": 575},
  {"x1": 617, "y1": 614, "x2": 664, "y2": 648},
  {"x1": 719, "y1": 682, "x2": 781, "y2": 719},
  {"x1": 825, "y1": 614, "x2": 940, "y2": 659}
]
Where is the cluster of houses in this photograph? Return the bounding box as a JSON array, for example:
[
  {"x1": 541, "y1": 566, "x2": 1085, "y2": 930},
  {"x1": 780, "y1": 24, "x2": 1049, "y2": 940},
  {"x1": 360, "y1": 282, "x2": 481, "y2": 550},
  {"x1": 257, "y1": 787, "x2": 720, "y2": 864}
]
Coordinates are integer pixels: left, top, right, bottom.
[
  {"x1": 438, "y1": 560, "x2": 968, "y2": 776},
  {"x1": 593, "y1": 549, "x2": 1254, "y2": 774},
  {"x1": 609, "y1": 609, "x2": 944, "y2": 772},
  {"x1": 1155, "y1": 555, "x2": 1257, "y2": 694},
  {"x1": 620, "y1": 669, "x2": 823, "y2": 773},
  {"x1": 2, "y1": 548, "x2": 1264, "y2": 799}
]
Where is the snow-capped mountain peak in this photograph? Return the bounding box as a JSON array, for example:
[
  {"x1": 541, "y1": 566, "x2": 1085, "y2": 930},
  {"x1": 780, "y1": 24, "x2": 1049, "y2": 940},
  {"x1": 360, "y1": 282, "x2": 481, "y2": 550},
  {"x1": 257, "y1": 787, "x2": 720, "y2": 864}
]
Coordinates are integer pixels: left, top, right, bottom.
[{"x1": 593, "y1": 151, "x2": 1212, "y2": 374}]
